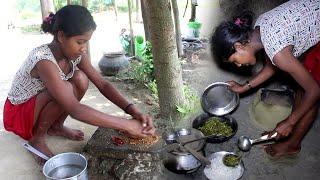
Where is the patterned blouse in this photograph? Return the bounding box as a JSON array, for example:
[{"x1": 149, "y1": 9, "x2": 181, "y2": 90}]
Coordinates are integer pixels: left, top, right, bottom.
[
  {"x1": 8, "y1": 44, "x2": 82, "y2": 105},
  {"x1": 254, "y1": 0, "x2": 320, "y2": 65}
]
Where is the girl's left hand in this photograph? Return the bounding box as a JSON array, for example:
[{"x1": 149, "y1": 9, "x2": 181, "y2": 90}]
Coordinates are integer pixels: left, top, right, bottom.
[
  {"x1": 132, "y1": 113, "x2": 156, "y2": 135},
  {"x1": 272, "y1": 120, "x2": 295, "y2": 140},
  {"x1": 227, "y1": 80, "x2": 248, "y2": 94}
]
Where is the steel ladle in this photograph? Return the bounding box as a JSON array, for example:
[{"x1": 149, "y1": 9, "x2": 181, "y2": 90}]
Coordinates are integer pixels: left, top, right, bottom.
[{"x1": 238, "y1": 132, "x2": 278, "y2": 151}]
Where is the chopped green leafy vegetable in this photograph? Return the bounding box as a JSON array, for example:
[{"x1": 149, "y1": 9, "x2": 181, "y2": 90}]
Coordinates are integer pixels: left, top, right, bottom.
[
  {"x1": 198, "y1": 118, "x2": 233, "y2": 136},
  {"x1": 223, "y1": 154, "x2": 241, "y2": 167}
]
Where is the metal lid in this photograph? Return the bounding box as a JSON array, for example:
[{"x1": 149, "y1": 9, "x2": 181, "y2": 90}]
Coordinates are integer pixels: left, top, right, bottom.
[{"x1": 201, "y1": 82, "x2": 239, "y2": 116}]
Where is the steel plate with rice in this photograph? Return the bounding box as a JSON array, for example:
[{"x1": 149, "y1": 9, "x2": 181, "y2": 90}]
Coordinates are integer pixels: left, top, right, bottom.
[{"x1": 204, "y1": 151, "x2": 244, "y2": 180}]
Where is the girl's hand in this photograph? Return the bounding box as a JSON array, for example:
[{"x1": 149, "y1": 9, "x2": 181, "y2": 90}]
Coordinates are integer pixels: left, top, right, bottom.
[
  {"x1": 271, "y1": 120, "x2": 295, "y2": 140},
  {"x1": 227, "y1": 81, "x2": 248, "y2": 94},
  {"x1": 132, "y1": 113, "x2": 156, "y2": 135},
  {"x1": 124, "y1": 119, "x2": 148, "y2": 138}
]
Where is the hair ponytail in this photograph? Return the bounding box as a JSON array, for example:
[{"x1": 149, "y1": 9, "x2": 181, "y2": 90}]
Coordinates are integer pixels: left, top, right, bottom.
[
  {"x1": 41, "y1": 13, "x2": 55, "y2": 35},
  {"x1": 233, "y1": 11, "x2": 254, "y2": 31},
  {"x1": 41, "y1": 5, "x2": 96, "y2": 37},
  {"x1": 210, "y1": 10, "x2": 255, "y2": 62}
]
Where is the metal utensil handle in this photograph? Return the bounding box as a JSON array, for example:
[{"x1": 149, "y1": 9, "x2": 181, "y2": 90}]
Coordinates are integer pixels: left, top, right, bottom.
[
  {"x1": 252, "y1": 132, "x2": 278, "y2": 144},
  {"x1": 23, "y1": 143, "x2": 50, "y2": 161},
  {"x1": 181, "y1": 134, "x2": 217, "y2": 146},
  {"x1": 181, "y1": 144, "x2": 211, "y2": 166}
]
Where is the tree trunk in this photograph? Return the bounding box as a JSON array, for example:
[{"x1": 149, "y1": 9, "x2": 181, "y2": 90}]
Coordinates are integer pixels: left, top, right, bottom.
[
  {"x1": 128, "y1": 0, "x2": 135, "y2": 56},
  {"x1": 81, "y1": 0, "x2": 90, "y2": 60},
  {"x1": 113, "y1": 0, "x2": 118, "y2": 21},
  {"x1": 140, "y1": 0, "x2": 151, "y2": 41},
  {"x1": 135, "y1": 0, "x2": 140, "y2": 22},
  {"x1": 171, "y1": 0, "x2": 184, "y2": 57},
  {"x1": 144, "y1": 0, "x2": 185, "y2": 119},
  {"x1": 67, "y1": 0, "x2": 72, "y2": 5},
  {"x1": 82, "y1": 0, "x2": 88, "y2": 7},
  {"x1": 40, "y1": 0, "x2": 55, "y2": 19}
]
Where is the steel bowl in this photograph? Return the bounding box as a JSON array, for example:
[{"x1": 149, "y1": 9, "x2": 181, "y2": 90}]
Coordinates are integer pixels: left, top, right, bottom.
[
  {"x1": 43, "y1": 152, "x2": 88, "y2": 180},
  {"x1": 192, "y1": 113, "x2": 238, "y2": 143},
  {"x1": 201, "y1": 82, "x2": 239, "y2": 116}
]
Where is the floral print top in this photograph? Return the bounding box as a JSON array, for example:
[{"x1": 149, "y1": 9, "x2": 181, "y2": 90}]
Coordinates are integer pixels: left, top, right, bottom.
[
  {"x1": 8, "y1": 44, "x2": 81, "y2": 104},
  {"x1": 254, "y1": 0, "x2": 320, "y2": 65}
]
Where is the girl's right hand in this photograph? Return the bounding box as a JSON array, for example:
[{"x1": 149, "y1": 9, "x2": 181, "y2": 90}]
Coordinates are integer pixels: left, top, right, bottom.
[
  {"x1": 124, "y1": 119, "x2": 148, "y2": 138},
  {"x1": 227, "y1": 81, "x2": 248, "y2": 94}
]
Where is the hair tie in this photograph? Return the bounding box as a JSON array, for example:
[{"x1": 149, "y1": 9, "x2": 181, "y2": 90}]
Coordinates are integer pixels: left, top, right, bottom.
[
  {"x1": 234, "y1": 18, "x2": 243, "y2": 26},
  {"x1": 44, "y1": 14, "x2": 54, "y2": 25}
]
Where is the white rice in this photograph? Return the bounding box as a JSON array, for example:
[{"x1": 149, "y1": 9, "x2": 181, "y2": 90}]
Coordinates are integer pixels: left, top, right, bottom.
[{"x1": 204, "y1": 153, "x2": 242, "y2": 180}]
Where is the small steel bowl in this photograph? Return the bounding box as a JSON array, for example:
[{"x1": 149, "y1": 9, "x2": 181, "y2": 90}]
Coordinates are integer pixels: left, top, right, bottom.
[
  {"x1": 192, "y1": 113, "x2": 238, "y2": 143},
  {"x1": 201, "y1": 82, "x2": 239, "y2": 116}
]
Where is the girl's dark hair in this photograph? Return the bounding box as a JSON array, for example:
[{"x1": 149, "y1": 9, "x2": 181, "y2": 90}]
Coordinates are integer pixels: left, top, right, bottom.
[
  {"x1": 41, "y1": 5, "x2": 96, "y2": 37},
  {"x1": 210, "y1": 11, "x2": 254, "y2": 62}
]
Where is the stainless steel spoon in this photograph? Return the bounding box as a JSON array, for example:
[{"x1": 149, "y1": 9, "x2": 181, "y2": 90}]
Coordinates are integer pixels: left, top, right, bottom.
[{"x1": 238, "y1": 132, "x2": 278, "y2": 151}]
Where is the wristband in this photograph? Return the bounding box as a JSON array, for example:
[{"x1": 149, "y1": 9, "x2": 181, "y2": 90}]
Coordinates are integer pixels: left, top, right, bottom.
[
  {"x1": 124, "y1": 103, "x2": 134, "y2": 114},
  {"x1": 246, "y1": 81, "x2": 252, "y2": 89}
]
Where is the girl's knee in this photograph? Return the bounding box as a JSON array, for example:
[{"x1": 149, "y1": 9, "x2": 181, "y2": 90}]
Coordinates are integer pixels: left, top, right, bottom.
[{"x1": 71, "y1": 70, "x2": 89, "y2": 96}]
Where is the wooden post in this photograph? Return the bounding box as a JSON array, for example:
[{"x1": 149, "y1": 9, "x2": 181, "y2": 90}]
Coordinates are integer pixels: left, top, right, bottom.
[
  {"x1": 67, "y1": 0, "x2": 72, "y2": 5},
  {"x1": 140, "y1": 0, "x2": 150, "y2": 41},
  {"x1": 113, "y1": 0, "x2": 118, "y2": 21},
  {"x1": 82, "y1": 0, "x2": 88, "y2": 7},
  {"x1": 128, "y1": 0, "x2": 135, "y2": 56},
  {"x1": 40, "y1": 0, "x2": 55, "y2": 19},
  {"x1": 171, "y1": 0, "x2": 184, "y2": 57},
  {"x1": 135, "y1": 0, "x2": 140, "y2": 22}
]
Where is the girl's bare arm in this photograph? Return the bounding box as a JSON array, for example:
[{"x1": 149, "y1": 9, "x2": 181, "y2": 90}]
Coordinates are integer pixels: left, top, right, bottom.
[
  {"x1": 247, "y1": 54, "x2": 278, "y2": 88},
  {"x1": 78, "y1": 54, "x2": 144, "y2": 117},
  {"x1": 273, "y1": 46, "x2": 320, "y2": 126},
  {"x1": 36, "y1": 60, "x2": 147, "y2": 137}
]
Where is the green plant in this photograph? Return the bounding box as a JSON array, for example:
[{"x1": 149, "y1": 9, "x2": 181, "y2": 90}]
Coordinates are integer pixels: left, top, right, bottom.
[
  {"x1": 20, "y1": 24, "x2": 42, "y2": 34},
  {"x1": 117, "y1": 40, "x2": 156, "y2": 97},
  {"x1": 146, "y1": 80, "x2": 158, "y2": 100},
  {"x1": 126, "y1": 41, "x2": 154, "y2": 83},
  {"x1": 176, "y1": 86, "x2": 200, "y2": 116}
]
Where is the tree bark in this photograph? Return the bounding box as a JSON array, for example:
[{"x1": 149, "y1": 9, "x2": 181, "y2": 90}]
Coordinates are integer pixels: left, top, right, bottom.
[
  {"x1": 128, "y1": 0, "x2": 135, "y2": 56},
  {"x1": 140, "y1": 0, "x2": 150, "y2": 41},
  {"x1": 144, "y1": 0, "x2": 185, "y2": 119},
  {"x1": 82, "y1": 0, "x2": 88, "y2": 7},
  {"x1": 67, "y1": 0, "x2": 72, "y2": 5},
  {"x1": 171, "y1": 0, "x2": 184, "y2": 57},
  {"x1": 40, "y1": 0, "x2": 55, "y2": 19}
]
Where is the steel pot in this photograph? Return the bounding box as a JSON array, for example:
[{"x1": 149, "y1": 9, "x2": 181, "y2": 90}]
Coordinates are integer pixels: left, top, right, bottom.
[
  {"x1": 23, "y1": 143, "x2": 88, "y2": 180},
  {"x1": 163, "y1": 149, "x2": 203, "y2": 174},
  {"x1": 162, "y1": 128, "x2": 205, "y2": 174}
]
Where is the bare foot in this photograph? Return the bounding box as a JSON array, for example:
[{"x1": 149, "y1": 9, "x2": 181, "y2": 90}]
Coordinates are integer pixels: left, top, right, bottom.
[
  {"x1": 48, "y1": 126, "x2": 84, "y2": 141},
  {"x1": 28, "y1": 139, "x2": 54, "y2": 165},
  {"x1": 264, "y1": 142, "x2": 301, "y2": 157}
]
